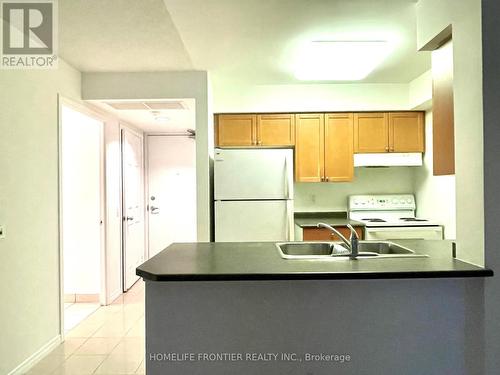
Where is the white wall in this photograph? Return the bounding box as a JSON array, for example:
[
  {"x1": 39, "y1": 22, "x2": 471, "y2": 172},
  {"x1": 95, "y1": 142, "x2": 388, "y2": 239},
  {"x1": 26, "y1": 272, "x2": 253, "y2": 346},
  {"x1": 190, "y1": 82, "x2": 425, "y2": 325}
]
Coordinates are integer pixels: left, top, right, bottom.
[
  {"x1": 413, "y1": 111, "x2": 456, "y2": 239},
  {"x1": 0, "y1": 60, "x2": 81, "y2": 375},
  {"x1": 82, "y1": 71, "x2": 212, "y2": 241},
  {"x1": 408, "y1": 72, "x2": 456, "y2": 239},
  {"x1": 61, "y1": 106, "x2": 103, "y2": 295},
  {"x1": 295, "y1": 168, "x2": 415, "y2": 212},
  {"x1": 416, "y1": 0, "x2": 484, "y2": 265},
  {"x1": 408, "y1": 70, "x2": 432, "y2": 110},
  {"x1": 212, "y1": 81, "x2": 409, "y2": 113}
]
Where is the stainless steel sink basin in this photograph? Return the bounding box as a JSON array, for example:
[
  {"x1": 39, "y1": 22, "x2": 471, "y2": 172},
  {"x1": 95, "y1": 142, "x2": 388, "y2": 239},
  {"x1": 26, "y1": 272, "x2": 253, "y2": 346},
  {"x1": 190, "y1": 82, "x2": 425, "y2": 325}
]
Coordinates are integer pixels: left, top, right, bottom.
[
  {"x1": 277, "y1": 242, "x2": 350, "y2": 258},
  {"x1": 353, "y1": 241, "x2": 415, "y2": 255},
  {"x1": 276, "y1": 241, "x2": 428, "y2": 260}
]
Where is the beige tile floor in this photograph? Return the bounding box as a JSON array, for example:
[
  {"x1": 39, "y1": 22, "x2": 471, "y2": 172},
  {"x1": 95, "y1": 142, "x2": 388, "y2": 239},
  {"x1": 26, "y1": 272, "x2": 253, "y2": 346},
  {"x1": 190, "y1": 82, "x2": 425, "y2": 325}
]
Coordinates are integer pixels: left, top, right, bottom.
[
  {"x1": 64, "y1": 303, "x2": 100, "y2": 332},
  {"x1": 26, "y1": 281, "x2": 145, "y2": 375}
]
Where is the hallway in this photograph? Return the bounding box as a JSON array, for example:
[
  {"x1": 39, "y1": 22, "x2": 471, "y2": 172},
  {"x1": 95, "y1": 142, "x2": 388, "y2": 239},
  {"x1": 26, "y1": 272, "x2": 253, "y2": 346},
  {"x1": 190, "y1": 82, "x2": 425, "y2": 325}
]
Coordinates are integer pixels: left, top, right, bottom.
[{"x1": 26, "y1": 282, "x2": 145, "y2": 375}]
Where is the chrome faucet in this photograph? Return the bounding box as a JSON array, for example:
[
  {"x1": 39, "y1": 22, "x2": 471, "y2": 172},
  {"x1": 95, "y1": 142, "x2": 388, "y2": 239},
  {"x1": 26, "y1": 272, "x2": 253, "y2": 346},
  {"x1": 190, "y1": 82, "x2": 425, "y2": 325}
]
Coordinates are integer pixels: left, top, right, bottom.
[{"x1": 317, "y1": 223, "x2": 360, "y2": 260}]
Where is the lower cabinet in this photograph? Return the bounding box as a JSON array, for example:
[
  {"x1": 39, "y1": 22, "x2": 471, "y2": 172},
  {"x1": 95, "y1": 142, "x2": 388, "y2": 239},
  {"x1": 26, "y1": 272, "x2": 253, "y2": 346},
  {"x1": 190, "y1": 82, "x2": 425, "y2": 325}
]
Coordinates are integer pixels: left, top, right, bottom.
[{"x1": 303, "y1": 226, "x2": 364, "y2": 241}]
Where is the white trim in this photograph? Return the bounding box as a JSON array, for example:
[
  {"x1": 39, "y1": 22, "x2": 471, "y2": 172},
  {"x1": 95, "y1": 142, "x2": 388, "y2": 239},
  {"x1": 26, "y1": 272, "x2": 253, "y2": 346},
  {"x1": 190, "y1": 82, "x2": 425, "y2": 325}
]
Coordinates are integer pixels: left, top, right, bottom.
[
  {"x1": 120, "y1": 124, "x2": 145, "y2": 292},
  {"x1": 57, "y1": 95, "x2": 65, "y2": 341},
  {"x1": 7, "y1": 335, "x2": 61, "y2": 375},
  {"x1": 144, "y1": 135, "x2": 150, "y2": 260}
]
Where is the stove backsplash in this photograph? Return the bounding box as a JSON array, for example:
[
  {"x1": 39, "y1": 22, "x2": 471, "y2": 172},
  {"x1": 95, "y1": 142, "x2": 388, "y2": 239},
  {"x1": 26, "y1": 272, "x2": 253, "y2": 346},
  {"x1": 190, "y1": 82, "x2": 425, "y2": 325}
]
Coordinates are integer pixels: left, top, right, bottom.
[{"x1": 294, "y1": 167, "x2": 414, "y2": 212}]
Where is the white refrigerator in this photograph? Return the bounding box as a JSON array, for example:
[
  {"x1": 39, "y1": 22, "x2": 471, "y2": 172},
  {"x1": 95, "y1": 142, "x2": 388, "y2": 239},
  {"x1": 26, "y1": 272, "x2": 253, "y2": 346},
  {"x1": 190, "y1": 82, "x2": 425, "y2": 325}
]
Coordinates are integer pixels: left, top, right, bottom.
[{"x1": 214, "y1": 148, "x2": 294, "y2": 242}]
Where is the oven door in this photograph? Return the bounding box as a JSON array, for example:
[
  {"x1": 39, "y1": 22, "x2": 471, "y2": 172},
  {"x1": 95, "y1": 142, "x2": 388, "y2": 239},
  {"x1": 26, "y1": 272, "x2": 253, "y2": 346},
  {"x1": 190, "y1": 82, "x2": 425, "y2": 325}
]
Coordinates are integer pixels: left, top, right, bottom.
[{"x1": 364, "y1": 226, "x2": 443, "y2": 240}]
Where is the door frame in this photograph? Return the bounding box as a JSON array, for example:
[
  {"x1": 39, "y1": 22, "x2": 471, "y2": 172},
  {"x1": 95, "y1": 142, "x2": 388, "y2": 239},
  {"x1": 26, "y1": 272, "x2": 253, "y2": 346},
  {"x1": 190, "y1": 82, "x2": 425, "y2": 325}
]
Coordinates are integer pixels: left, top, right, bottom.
[
  {"x1": 144, "y1": 132, "x2": 197, "y2": 259},
  {"x1": 57, "y1": 96, "x2": 107, "y2": 340},
  {"x1": 120, "y1": 124, "x2": 146, "y2": 292}
]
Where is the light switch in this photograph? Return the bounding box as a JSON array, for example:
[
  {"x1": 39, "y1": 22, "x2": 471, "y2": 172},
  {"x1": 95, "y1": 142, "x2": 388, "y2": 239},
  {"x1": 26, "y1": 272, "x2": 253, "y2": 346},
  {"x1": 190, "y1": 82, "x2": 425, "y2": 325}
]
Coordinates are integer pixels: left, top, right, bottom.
[{"x1": 0, "y1": 225, "x2": 4, "y2": 239}]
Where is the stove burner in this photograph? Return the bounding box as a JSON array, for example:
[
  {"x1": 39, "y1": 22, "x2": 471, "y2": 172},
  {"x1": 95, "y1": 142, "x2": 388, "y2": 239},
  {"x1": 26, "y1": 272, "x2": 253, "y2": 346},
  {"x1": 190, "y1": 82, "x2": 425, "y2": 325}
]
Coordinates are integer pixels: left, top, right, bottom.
[
  {"x1": 362, "y1": 218, "x2": 386, "y2": 222},
  {"x1": 400, "y1": 217, "x2": 428, "y2": 222}
]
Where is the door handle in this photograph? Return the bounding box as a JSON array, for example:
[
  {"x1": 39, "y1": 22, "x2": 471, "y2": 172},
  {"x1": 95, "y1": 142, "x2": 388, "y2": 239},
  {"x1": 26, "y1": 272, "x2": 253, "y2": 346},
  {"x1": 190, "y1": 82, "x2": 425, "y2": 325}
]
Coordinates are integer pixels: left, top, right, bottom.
[
  {"x1": 150, "y1": 206, "x2": 160, "y2": 214},
  {"x1": 125, "y1": 216, "x2": 134, "y2": 221}
]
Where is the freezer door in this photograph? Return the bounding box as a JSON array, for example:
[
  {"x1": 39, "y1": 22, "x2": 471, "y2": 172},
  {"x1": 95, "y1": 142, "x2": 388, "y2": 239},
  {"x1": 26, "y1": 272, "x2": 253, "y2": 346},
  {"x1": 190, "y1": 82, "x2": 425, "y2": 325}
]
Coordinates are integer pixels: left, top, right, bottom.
[
  {"x1": 215, "y1": 200, "x2": 294, "y2": 242},
  {"x1": 214, "y1": 148, "x2": 293, "y2": 200}
]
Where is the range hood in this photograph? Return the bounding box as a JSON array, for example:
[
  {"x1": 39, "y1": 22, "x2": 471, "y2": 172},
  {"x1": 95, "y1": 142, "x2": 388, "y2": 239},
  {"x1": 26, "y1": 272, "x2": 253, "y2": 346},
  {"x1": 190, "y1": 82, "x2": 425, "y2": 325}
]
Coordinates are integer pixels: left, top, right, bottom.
[{"x1": 354, "y1": 153, "x2": 423, "y2": 167}]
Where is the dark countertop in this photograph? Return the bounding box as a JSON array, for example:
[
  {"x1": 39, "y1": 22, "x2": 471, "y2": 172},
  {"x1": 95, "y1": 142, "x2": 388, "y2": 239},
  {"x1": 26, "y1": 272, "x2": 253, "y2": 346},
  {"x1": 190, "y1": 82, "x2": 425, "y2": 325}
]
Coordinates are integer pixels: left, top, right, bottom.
[
  {"x1": 294, "y1": 211, "x2": 364, "y2": 228},
  {"x1": 136, "y1": 240, "x2": 493, "y2": 282}
]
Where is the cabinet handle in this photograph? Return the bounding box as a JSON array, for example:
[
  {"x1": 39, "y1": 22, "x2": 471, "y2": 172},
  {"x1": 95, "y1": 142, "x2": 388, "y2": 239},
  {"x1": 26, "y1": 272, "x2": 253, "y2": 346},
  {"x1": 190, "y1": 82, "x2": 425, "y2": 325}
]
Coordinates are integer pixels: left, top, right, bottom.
[
  {"x1": 258, "y1": 140, "x2": 262, "y2": 145},
  {"x1": 326, "y1": 177, "x2": 329, "y2": 182},
  {"x1": 385, "y1": 146, "x2": 389, "y2": 151}
]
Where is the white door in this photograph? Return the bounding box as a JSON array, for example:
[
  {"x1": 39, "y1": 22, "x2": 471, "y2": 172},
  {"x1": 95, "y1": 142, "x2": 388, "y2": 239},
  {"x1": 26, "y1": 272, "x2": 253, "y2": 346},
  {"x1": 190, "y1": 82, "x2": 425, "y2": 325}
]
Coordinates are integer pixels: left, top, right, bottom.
[
  {"x1": 122, "y1": 128, "x2": 145, "y2": 291},
  {"x1": 214, "y1": 148, "x2": 294, "y2": 200},
  {"x1": 147, "y1": 135, "x2": 197, "y2": 258},
  {"x1": 215, "y1": 200, "x2": 294, "y2": 242}
]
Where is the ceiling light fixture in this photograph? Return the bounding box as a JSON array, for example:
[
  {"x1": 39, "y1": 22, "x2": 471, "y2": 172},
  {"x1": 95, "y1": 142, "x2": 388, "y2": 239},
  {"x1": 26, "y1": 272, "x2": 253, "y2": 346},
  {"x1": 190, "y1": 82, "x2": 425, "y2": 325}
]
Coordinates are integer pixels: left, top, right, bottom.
[
  {"x1": 151, "y1": 111, "x2": 169, "y2": 124},
  {"x1": 294, "y1": 40, "x2": 393, "y2": 81}
]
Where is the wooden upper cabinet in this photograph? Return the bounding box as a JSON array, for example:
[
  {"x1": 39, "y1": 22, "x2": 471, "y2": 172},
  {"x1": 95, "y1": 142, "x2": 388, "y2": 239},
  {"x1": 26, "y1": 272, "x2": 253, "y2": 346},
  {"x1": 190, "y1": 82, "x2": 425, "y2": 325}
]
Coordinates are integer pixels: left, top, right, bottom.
[
  {"x1": 324, "y1": 113, "x2": 354, "y2": 182},
  {"x1": 295, "y1": 114, "x2": 324, "y2": 182},
  {"x1": 215, "y1": 114, "x2": 295, "y2": 147},
  {"x1": 257, "y1": 114, "x2": 295, "y2": 146},
  {"x1": 389, "y1": 112, "x2": 425, "y2": 152},
  {"x1": 432, "y1": 39, "x2": 455, "y2": 175},
  {"x1": 215, "y1": 114, "x2": 256, "y2": 146},
  {"x1": 354, "y1": 113, "x2": 389, "y2": 153}
]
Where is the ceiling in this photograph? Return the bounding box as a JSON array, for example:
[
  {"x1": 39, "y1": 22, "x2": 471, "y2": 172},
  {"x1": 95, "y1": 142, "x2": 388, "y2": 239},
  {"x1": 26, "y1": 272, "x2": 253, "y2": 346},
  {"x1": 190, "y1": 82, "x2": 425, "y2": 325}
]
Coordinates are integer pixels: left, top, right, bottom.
[
  {"x1": 59, "y1": 0, "x2": 429, "y2": 84},
  {"x1": 59, "y1": 0, "x2": 193, "y2": 72},
  {"x1": 91, "y1": 99, "x2": 196, "y2": 133}
]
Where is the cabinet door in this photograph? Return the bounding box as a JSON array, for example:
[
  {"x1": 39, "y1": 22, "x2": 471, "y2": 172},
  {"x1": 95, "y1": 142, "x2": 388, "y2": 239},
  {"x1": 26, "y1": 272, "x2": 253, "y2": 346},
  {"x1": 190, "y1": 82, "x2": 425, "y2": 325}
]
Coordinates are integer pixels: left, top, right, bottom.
[
  {"x1": 303, "y1": 226, "x2": 364, "y2": 241},
  {"x1": 295, "y1": 114, "x2": 324, "y2": 182},
  {"x1": 324, "y1": 113, "x2": 354, "y2": 182},
  {"x1": 216, "y1": 114, "x2": 256, "y2": 146},
  {"x1": 257, "y1": 114, "x2": 295, "y2": 146},
  {"x1": 389, "y1": 112, "x2": 425, "y2": 152},
  {"x1": 353, "y1": 113, "x2": 389, "y2": 153}
]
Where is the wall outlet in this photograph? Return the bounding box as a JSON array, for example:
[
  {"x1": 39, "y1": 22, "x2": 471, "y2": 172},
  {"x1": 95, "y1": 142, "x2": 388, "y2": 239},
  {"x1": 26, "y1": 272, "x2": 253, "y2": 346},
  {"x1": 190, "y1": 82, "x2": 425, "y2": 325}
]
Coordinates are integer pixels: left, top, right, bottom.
[{"x1": 0, "y1": 225, "x2": 4, "y2": 239}]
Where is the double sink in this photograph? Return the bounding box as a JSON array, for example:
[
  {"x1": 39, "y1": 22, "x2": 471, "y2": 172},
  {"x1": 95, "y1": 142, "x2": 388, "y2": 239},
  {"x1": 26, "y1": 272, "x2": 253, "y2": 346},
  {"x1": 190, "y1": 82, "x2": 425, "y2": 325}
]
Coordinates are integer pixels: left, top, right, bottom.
[{"x1": 276, "y1": 241, "x2": 428, "y2": 260}]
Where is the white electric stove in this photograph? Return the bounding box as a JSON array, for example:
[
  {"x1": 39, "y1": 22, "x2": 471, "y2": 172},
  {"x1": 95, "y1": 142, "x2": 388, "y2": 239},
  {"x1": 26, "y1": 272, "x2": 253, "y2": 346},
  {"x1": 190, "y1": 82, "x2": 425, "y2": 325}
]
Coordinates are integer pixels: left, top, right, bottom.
[{"x1": 348, "y1": 194, "x2": 444, "y2": 240}]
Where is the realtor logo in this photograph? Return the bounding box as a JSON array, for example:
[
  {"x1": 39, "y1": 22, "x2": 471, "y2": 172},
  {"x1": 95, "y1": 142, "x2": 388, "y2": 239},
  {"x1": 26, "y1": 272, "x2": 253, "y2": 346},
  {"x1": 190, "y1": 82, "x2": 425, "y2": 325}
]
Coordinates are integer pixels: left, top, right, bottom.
[{"x1": 1, "y1": 0, "x2": 58, "y2": 69}]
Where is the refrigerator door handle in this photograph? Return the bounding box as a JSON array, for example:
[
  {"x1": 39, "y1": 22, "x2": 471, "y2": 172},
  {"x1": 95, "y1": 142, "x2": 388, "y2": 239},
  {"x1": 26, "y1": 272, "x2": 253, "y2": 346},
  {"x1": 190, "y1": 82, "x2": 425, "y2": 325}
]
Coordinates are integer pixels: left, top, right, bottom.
[
  {"x1": 286, "y1": 200, "x2": 294, "y2": 241},
  {"x1": 285, "y1": 152, "x2": 294, "y2": 200},
  {"x1": 284, "y1": 157, "x2": 288, "y2": 199}
]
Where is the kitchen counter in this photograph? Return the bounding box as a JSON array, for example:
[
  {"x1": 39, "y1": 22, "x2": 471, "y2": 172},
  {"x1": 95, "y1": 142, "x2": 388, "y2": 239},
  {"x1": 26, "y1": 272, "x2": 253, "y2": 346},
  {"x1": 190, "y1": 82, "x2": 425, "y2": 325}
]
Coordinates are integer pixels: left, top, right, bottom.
[
  {"x1": 136, "y1": 240, "x2": 492, "y2": 281},
  {"x1": 142, "y1": 240, "x2": 490, "y2": 375},
  {"x1": 294, "y1": 211, "x2": 364, "y2": 228}
]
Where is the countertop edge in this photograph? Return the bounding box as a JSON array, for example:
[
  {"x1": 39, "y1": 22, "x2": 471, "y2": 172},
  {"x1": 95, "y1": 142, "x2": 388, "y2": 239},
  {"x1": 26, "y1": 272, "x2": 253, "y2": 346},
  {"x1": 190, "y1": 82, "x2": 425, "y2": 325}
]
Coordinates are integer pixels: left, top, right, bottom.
[{"x1": 137, "y1": 268, "x2": 494, "y2": 282}]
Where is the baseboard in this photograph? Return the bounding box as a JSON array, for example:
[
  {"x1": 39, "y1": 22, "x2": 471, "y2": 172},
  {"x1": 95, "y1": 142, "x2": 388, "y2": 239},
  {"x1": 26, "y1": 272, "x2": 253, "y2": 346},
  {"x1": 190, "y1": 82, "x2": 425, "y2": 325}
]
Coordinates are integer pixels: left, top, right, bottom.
[
  {"x1": 7, "y1": 334, "x2": 62, "y2": 375},
  {"x1": 64, "y1": 293, "x2": 100, "y2": 303}
]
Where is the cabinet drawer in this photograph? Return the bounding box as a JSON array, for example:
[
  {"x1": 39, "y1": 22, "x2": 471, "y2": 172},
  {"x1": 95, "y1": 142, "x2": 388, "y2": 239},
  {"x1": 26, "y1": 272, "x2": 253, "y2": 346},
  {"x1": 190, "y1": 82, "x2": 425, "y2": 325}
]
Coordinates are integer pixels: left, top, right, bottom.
[{"x1": 303, "y1": 226, "x2": 364, "y2": 241}]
